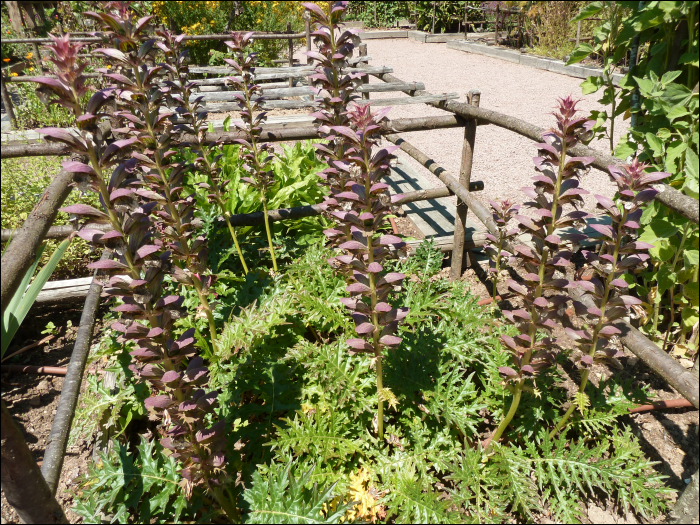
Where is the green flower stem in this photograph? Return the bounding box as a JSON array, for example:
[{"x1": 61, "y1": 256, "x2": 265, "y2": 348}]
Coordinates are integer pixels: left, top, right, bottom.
[
  {"x1": 485, "y1": 387, "x2": 522, "y2": 449},
  {"x1": 262, "y1": 200, "x2": 278, "y2": 272},
  {"x1": 177, "y1": 75, "x2": 249, "y2": 275},
  {"x1": 550, "y1": 207, "x2": 628, "y2": 438},
  {"x1": 492, "y1": 232, "x2": 504, "y2": 304},
  {"x1": 240, "y1": 69, "x2": 278, "y2": 272},
  {"x1": 210, "y1": 485, "x2": 240, "y2": 522}
]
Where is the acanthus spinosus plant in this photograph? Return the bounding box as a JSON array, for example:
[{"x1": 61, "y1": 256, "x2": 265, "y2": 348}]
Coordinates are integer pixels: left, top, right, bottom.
[
  {"x1": 326, "y1": 103, "x2": 409, "y2": 441},
  {"x1": 223, "y1": 32, "x2": 279, "y2": 273},
  {"x1": 483, "y1": 198, "x2": 520, "y2": 305},
  {"x1": 32, "y1": 12, "x2": 237, "y2": 520},
  {"x1": 159, "y1": 29, "x2": 250, "y2": 275},
  {"x1": 485, "y1": 96, "x2": 596, "y2": 449},
  {"x1": 303, "y1": 1, "x2": 365, "y2": 238},
  {"x1": 550, "y1": 159, "x2": 668, "y2": 437}
]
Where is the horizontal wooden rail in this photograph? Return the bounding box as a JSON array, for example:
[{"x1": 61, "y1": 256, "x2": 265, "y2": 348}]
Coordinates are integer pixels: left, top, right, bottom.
[
  {"x1": 2, "y1": 56, "x2": 372, "y2": 84},
  {"x1": 373, "y1": 70, "x2": 700, "y2": 225},
  {"x1": 196, "y1": 82, "x2": 425, "y2": 102},
  {"x1": 197, "y1": 92, "x2": 459, "y2": 112},
  {"x1": 0, "y1": 114, "x2": 466, "y2": 159},
  {"x1": 1, "y1": 181, "x2": 485, "y2": 243},
  {"x1": 569, "y1": 286, "x2": 699, "y2": 409},
  {"x1": 384, "y1": 134, "x2": 499, "y2": 234}
]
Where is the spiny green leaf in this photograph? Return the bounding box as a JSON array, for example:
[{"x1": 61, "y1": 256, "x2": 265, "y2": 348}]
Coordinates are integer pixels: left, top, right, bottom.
[{"x1": 242, "y1": 461, "x2": 350, "y2": 524}]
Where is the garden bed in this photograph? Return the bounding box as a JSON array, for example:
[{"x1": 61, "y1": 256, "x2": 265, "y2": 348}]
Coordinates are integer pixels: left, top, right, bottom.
[{"x1": 1, "y1": 3, "x2": 697, "y2": 524}]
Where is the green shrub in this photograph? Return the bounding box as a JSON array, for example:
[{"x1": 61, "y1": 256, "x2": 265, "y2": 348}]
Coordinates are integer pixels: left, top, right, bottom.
[
  {"x1": 151, "y1": 0, "x2": 306, "y2": 66},
  {"x1": 1, "y1": 156, "x2": 100, "y2": 279}
]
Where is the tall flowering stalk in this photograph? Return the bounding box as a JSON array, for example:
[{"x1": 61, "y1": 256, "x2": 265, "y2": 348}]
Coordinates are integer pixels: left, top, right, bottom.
[
  {"x1": 486, "y1": 97, "x2": 595, "y2": 449},
  {"x1": 483, "y1": 199, "x2": 519, "y2": 305},
  {"x1": 159, "y1": 30, "x2": 250, "y2": 275},
  {"x1": 303, "y1": 1, "x2": 364, "y2": 238},
  {"x1": 223, "y1": 32, "x2": 279, "y2": 272},
  {"x1": 32, "y1": 13, "x2": 236, "y2": 519},
  {"x1": 328, "y1": 104, "x2": 409, "y2": 440},
  {"x1": 83, "y1": 10, "x2": 218, "y2": 340},
  {"x1": 550, "y1": 159, "x2": 668, "y2": 436}
]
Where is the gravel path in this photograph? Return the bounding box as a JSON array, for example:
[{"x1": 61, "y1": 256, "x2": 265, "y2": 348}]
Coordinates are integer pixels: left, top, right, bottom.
[{"x1": 358, "y1": 38, "x2": 628, "y2": 217}]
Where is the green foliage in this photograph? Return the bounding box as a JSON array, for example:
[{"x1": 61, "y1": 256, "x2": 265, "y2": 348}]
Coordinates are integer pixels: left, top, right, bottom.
[
  {"x1": 346, "y1": 1, "x2": 411, "y2": 29},
  {"x1": 152, "y1": 0, "x2": 305, "y2": 66},
  {"x1": 571, "y1": 1, "x2": 699, "y2": 353},
  {"x1": 74, "y1": 436, "x2": 206, "y2": 523},
  {"x1": 69, "y1": 329, "x2": 148, "y2": 447},
  {"x1": 1, "y1": 156, "x2": 101, "y2": 278},
  {"x1": 1, "y1": 237, "x2": 71, "y2": 358},
  {"x1": 10, "y1": 79, "x2": 80, "y2": 129},
  {"x1": 74, "y1": 241, "x2": 674, "y2": 523},
  {"x1": 526, "y1": 1, "x2": 596, "y2": 60},
  {"x1": 181, "y1": 138, "x2": 329, "y2": 273},
  {"x1": 399, "y1": 236, "x2": 444, "y2": 278},
  {"x1": 381, "y1": 462, "x2": 457, "y2": 523},
  {"x1": 241, "y1": 461, "x2": 351, "y2": 524}
]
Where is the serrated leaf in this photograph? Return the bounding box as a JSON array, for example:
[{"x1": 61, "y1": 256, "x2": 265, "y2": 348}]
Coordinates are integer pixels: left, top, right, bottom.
[{"x1": 242, "y1": 461, "x2": 349, "y2": 524}]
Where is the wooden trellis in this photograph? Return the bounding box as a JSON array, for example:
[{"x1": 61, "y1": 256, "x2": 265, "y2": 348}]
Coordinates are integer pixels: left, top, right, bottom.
[{"x1": 1, "y1": 33, "x2": 698, "y2": 524}]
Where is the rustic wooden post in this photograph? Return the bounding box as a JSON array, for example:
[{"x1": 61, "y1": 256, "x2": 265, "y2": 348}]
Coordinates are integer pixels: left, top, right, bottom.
[
  {"x1": 432, "y1": 1, "x2": 436, "y2": 34},
  {"x1": 494, "y1": 5, "x2": 499, "y2": 44},
  {"x1": 287, "y1": 22, "x2": 294, "y2": 87},
  {"x1": 1, "y1": 74, "x2": 17, "y2": 129},
  {"x1": 6, "y1": 1, "x2": 24, "y2": 34},
  {"x1": 576, "y1": 20, "x2": 581, "y2": 46},
  {"x1": 1, "y1": 401, "x2": 68, "y2": 523},
  {"x1": 20, "y1": 3, "x2": 43, "y2": 68},
  {"x1": 359, "y1": 42, "x2": 369, "y2": 100},
  {"x1": 305, "y1": 11, "x2": 312, "y2": 65},
  {"x1": 450, "y1": 89, "x2": 481, "y2": 280},
  {"x1": 464, "y1": 1, "x2": 468, "y2": 38}
]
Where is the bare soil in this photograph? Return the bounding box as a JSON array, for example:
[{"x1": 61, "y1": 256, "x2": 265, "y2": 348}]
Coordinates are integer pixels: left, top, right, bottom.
[{"x1": 1, "y1": 304, "x2": 112, "y2": 524}]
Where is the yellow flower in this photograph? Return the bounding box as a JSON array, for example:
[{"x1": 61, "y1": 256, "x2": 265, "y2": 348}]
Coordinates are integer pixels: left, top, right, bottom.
[
  {"x1": 26, "y1": 52, "x2": 33, "y2": 59},
  {"x1": 106, "y1": 64, "x2": 112, "y2": 69},
  {"x1": 29, "y1": 67, "x2": 34, "y2": 71},
  {"x1": 10, "y1": 72, "x2": 18, "y2": 77}
]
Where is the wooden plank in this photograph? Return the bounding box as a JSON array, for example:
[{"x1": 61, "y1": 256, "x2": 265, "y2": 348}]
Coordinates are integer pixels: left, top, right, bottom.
[
  {"x1": 187, "y1": 65, "x2": 391, "y2": 83},
  {"x1": 35, "y1": 278, "x2": 92, "y2": 303},
  {"x1": 195, "y1": 82, "x2": 425, "y2": 102},
  {"x1": 188, "y1": 56, "x2": 372, "y2": 75},
  {"x1": 367, "y1": 93, "x2": 459, "y2": 107},
  {"x1": 451, "y1": 89, "x2": 481, "y2": 279},
  {"x1": 191, "y1": 92, "x2": 457, "y2": 113}
]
